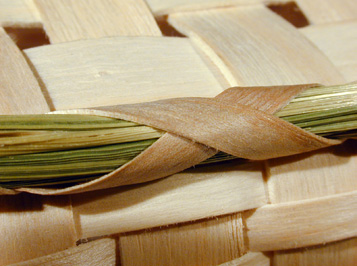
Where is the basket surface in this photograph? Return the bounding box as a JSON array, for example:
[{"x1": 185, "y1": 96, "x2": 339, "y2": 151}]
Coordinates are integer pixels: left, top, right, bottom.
[{"x1": 0, "y1": 0, "x2": 356, "y2": 265}]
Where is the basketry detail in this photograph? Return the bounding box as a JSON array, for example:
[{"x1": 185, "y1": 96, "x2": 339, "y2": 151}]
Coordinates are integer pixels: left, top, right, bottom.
[{"x1": 0, "y1": 0, "x2": 356, "y2": 265}]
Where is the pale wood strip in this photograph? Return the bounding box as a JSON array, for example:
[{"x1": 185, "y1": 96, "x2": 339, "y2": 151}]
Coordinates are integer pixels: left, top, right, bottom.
[
  {"x1": 218, "y1": 252, "x2": 270, "y2": 266},
  {"x1": 168, "y1": 4, "x2": 354, "y2": 210},
  {"x1": 24, "y1": 37, "x2": 223, "y2": 110},
  {"x1": 72, "y1": 161, "x2": 266, "y2": 239},
  {"x1": 244, "y1": 191, "x2": 357, "y2": 251},
  {"x1": 168, "y1": 5, "x2": 344, "y2": 86},
  {"x1": 0, "y1": 26, "x2": 75, "y2": 266},
  {"x1": 300, "y1": 21, "x2": 357, "y2": 82},
  {"x1": 193, "y1": 44, "x2": 232, "y2": 88},
  {"x1": 0, "y1": 195, "x2": 77, "y2": 265},
  {"x1": 295, "y1": 0, "x2": 357, "y2": 25},
  {"x1": 10, "y1": 238, "x2": 117, "y2": 266},
  {"x1": 267, "y1": 142, "x2": 357, "y2": 203},
  {"x1": 147, "y1": 0, "x2": 289, "y2": 17},
  {"x1": 168, "y1": 12, "x2": 357, "y2": 264},
  {"x1": 273, "y1": 238, "x2": 357, "y2": 266},
  {"x1": 0, "y1": 27, "x2": 49, "y2": 114},
  {"x1": 115, "y1": 6, "x2": 351, "y2": 263},
  {"x1": 0, "y1": 0, "x2": 41, "y2": 27},
  {"x1": 120, "y1": 213, "x2": 245, "y2": 266},
  {"x1": 34, "y1": 0, "x2": 161, "y2": 43}
]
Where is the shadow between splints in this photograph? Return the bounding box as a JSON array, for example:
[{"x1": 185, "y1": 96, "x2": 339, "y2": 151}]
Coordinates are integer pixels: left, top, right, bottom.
[{"x1": 0, "y1": 193, "x2": 70, "y2": 212}]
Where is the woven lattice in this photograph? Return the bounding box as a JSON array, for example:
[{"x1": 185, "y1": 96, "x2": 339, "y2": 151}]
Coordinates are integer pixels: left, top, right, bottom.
[{"x1": 0, "y1": 0, "x2": 356, "y2": 265}]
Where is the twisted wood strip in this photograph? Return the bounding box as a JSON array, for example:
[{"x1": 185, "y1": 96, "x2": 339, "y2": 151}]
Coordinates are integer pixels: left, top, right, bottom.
[{"x1": 12, "y1": 84, "x2": 341, "y2": 195}]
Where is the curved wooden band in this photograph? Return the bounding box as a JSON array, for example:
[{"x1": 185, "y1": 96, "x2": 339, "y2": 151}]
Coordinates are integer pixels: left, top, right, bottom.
[{"x1": 11, "y1": 84, "x2": 341, "y2": 195}]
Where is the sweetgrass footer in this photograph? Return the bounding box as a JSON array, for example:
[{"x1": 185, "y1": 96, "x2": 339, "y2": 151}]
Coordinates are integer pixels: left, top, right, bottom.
[{"x1": 0, "y1": 83, "x2": 356, "y2": 188}]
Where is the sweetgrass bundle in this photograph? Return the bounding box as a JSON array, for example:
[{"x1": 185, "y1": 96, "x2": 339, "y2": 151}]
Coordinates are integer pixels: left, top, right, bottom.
[{"x1": 0, "y1": 82, "x2": 356, "y2": 189}]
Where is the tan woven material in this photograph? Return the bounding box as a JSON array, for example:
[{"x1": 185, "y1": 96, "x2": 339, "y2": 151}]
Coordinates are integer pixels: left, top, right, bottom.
[
  {"x1": 14, "y1": 84, "x2": 340, "y2": 195},
  {"x1": 0, "y1": 0, "x2": 356, "y2": 265}
]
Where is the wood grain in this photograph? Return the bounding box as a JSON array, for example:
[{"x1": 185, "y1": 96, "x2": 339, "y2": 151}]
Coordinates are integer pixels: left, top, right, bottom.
[
  {"x1": 0, "y1": 27, "x2": 49, "y2": 114},
  {"x1": 168, "y1": 7, "x2": 356, "y2": 261},
  {"x1": 218, "y1": 252, "x2": 270, "y2": 266},
  {"x1": 244, "y1": 190, "x2": 357, "y2": 251},
  {"x1": 267, "y1": 142, "x2": 357, "y2": 203},
  {"x1": 168, "y1": 5, "x2": 344, "y2": 86},
  {"x1": 300, "y1": 20, "x2": 357, "y2": 82},
  {"x1": 274, "y1": 238, "x2": 357, "y2": 266},
  {"x1": 10, "y1": 238, "x2": 117, "y2": 266},
  {"x1": 295, "y1": 0, "x2": 357, "y2": 25},
  {"x1": 72, "y1": 161, "x2": 266, "y2": 239},
  {"x1": 120, "y1": 213, "x2": 245, "y2": 266},
  {"x1": 146, "y1": 0, "x2": 294, "y2": 17},
  {"x1": 24, "y1": 37, "x2": 223, "y2": 110},
  {"x1": 147, "y1": 0, "x2": 278, "y2": 17},
  {"x1": 1, "y1": 1, "x2": 356, "y2": 265},
  {"x1": 0, "y1": 22, "x2": 75, "y2": 266},
  {"x1": 0, "y1": 0, "x2": 41, "y2": 27},
  {"x1": 34, "y1": 0, "x2": 161, "y2": 43},
  {"x1": 0, "y1": 195, "x2": 76, "y2": 265}
]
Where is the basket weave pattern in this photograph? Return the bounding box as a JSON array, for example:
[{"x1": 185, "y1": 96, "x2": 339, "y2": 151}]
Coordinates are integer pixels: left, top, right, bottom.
[{"x1": 0, "y1": 0, "x2": 356, "y2": 265}]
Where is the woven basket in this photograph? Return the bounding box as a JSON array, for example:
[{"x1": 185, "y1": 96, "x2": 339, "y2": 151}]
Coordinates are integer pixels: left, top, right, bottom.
[{"x1": 1, "y1": 0, "x2": 356, "y2": 265}]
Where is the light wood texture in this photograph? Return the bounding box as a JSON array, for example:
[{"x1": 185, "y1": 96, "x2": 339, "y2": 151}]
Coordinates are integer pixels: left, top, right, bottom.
[
  {"x1": 167, "y1": 6, "x2": 356, "y2": 263},
  {"x1": 193, "y1": 45, "x2": 231, "y2": 88},
  {"x1": 263, "y1": 26, "x2": 357, "y2": 266},
  {"x1": 0, "y1": 27, "x2": 49, "y2": 114},
  {"x1": 267, "y1": 143, "x2": 357, "y2": 203},
  {"x1": 218, "y1": 252, "x2": 270, "y2": 266},
  {"x1": 273, "y1": 238, "x2": 357, "y2": 266},
  {"x1": 0, "y1": 26, "x2": 75, "y2": 265},
  {"x1": 0, "y1": 195, "x2": 77, "y2": 265},
  {"x1": 23, "y1": 84, "x2": 315, "y2": 195},
  {"x1": 244, "y1": 190, "x2": 357, "y2": 251},
  {"x1": 295, "y1": 0, "x2": 357, "y2": 25},
  {"x1": 168, "y1": 5, "x2": 344, "y2": 87},
  {"x1": 1, "y1": 1, "x2": 356, "y2": 265},
  {"x1": 72, "y1": 161, "x2": 266, "y2": 239},
  {"x1": 120, "y1": 213, "x2": 245, "y2": 266},
  {"x1": 300, "y1": 21, "x2": 357, "y2": 82},
  {"x1": 34, "y1": 0, "x2": 161, "y2": 43},
  {"x1": 10, "y1": 238, "x2": 117, "y2": 266},
  {"x1": 168, "y1": 7, "x2": 356, "y2": 260},
  {"x1": 24, "y1": 37, "x2": 223, "y2": 110},
  {"x1": 147, "y1": 0, "x2": 288, "y2": 17},
  {"x1": 0, "y1": 0, "x2": 41, "y2": 27}
]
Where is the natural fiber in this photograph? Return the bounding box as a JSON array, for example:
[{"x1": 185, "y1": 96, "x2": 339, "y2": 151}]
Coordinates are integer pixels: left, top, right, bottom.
[
  {"x1": 1, "y1": 0, "x2": 356, "y2": 265},
  {"x1": 1, "y1": 84, "x2": 342, "y2": 195},
  {"x1": 1, "y1": 83, "x2": 355, "y2": 190}
]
